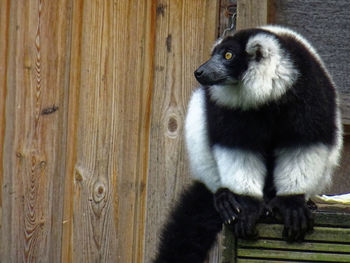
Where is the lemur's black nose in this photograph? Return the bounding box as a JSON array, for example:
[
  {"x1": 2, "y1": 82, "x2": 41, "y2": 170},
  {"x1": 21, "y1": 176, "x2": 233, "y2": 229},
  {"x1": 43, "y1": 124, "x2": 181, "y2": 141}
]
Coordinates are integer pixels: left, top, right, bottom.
[{"x1": 194, "y1": 69, "x2": 203, "y2": 79}]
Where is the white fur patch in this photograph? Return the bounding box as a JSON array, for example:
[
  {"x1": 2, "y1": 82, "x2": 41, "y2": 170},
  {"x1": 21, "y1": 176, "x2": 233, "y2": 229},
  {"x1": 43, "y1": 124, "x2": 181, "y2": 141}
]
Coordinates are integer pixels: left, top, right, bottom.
[
  {"x1": 242, "y1": 33, "x2": 299, "y2": 109},
  {"x1": 274, "y1": 144, "x2": 339, "y2": 197},
  {"x1": 208, "y1": 84, "x2": 242, "y2": 108},
  {"x1": 213, "y1": 146, "x2": 266, "y2": 198},
  {"x1": 209, "y1": 32, "x2": 298, "y2": 110},
  {"x1": 261, "y1": 25, "x2": 326, "y2": 70},
  {"x1": 185, "y1": 88, "x2": 221, "y2": 192}
]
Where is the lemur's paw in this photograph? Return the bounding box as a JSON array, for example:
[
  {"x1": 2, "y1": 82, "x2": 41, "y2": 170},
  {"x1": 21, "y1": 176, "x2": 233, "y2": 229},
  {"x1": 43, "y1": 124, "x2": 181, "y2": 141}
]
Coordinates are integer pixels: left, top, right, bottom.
[
  {"x1": 306, "y1": 199, "x2": 318, "y2": 211},
  {"x1": 214, "y1": 190, "x2": 263, "y2": 240},
  {"x1": 231, "y1": 195, "x2": 263, "y2": 240},
  {"x1": 268, "y1": 194, "x2": 314, "y2": 242},
  {"x1": 214, "y1": 188, "x2": 241, "y2": 224}
]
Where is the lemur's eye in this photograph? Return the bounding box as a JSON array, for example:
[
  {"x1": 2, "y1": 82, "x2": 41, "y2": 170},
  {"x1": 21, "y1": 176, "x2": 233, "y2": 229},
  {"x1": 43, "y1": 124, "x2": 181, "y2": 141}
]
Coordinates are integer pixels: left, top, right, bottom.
[{"x1": 224, "y1": 52, "x2": 233, "y2": 60}]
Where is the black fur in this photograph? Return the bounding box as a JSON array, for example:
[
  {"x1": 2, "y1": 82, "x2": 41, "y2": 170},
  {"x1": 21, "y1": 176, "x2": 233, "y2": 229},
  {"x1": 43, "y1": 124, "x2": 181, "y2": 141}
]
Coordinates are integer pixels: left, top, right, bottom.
[
  {"x1": 206, "y1": 31, "x2": 337, "y2": 150},
  {"x1": 204, "y1": 32, "x2": 337, "y2": 240},
  {"x1": 228, "y1": 195, "x2": 263, "y2": 240},
  {"x1": 215, "y1": 190, "x2": 263, "y2": 240},
  {"x1": 214, "y1": 188, "x2": 241, "y2": 224},
  {"x1": 155, "y1": 27, "x2": 339, "y2": 261},
  {"x1": 267, "y1": 194, "x2": 314, "y2": 242},
  {"x1": 153, "y1": 182, "x2": 222, "y2": 263}
]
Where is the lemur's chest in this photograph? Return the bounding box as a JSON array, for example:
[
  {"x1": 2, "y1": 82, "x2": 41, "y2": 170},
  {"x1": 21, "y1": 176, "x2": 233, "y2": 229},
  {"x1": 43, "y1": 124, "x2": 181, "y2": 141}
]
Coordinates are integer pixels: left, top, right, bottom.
[{"x1": 206, "y1": 98, "x2": 276, "y2": 152}]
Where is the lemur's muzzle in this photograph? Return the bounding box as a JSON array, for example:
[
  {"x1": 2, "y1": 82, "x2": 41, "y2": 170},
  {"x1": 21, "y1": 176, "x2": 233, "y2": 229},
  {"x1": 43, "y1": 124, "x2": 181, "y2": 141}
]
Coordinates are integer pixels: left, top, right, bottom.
[{"x1": 194, "y1": 56, "x2": 228, "y2": 86}]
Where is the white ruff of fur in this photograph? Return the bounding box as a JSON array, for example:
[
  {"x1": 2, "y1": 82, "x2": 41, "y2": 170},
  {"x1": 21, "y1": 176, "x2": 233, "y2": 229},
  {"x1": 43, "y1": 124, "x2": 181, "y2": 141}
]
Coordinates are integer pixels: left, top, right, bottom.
[
  {"x1": 261, "y1": 25, "x2": 327, "y2": 73},
  {"x1": 209, "y1": 33, "x2": 299, "y2": 109},
  {"x1": 274, "y1": 144, "x2": 340, "y2": 198},
  {"x1": 213, "y1": 146, "x2": 266, "y2": 198},
  {"x1": 185, "y1": 88, "x2": 221, "y2": 192}
]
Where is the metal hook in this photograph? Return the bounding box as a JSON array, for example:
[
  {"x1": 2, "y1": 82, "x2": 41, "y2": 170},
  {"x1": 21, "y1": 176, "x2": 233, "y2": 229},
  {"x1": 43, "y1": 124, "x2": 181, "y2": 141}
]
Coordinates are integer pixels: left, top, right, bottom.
[{"x1": 221, "y1": 12, "x2": 236, "y2": 39}]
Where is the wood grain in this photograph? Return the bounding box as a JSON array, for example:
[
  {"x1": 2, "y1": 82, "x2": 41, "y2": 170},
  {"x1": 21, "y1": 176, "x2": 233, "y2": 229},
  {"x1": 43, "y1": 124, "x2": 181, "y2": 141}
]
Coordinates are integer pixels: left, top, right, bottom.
[
  {"x1": 236, "y1": 0, "x2": 274, "y2": 30},
  {"x1": 5, "y1": 1, "x2": 348, "y2": 263},
  {"x1": 65, "y1": 0, "x2": 156, "y2": 262},
  {"x1": 144, "y1": 1, "x2": 219, "y2": 262},
  {"x1": 223, "y1": 211, "x2": 350, "y2": 263},
  {"x1": 60, "y1": 0, "x2": 82, "y2": 262},
  {"x1": 0, "y1": 0, "x2": 10, "y2": 242},
  {"x1": 1, "y1": 0, "x2": 71, "y2": 262}
]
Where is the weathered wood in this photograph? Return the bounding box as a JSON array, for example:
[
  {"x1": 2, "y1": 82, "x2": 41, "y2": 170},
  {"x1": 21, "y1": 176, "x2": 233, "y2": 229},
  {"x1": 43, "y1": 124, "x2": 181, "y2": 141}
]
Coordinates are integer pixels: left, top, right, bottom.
[
  {"x1": 222, "y1": 211, "x2": 350, "y2": 263},
  {"x1": 60, "y1": 0, "x2": 82, "y2": 262},
  {"x1": 259, "y1": 224, "x2": 350, "y2": 242},
  {"x1": 1, "y1": 0, "x2": 71, "y2": 262},
  {"x1": 0, "y1": 0, "x2": 10, "y2": 240},
  {"x1": 222, "y1": 227, "x2": 236, "y2": 263},
  {"x1": 314, "y1": 210, "x2": 350, "y2": 226},
  {"x1": 218, "y1": 0, "x2": 237, "y2": 38},
  {"x1": 239, "y1": 239, "x2": 350, "y2": 253},
  {"x1": 66, "y1": 1, "x2": 156, "y2": 262},
  {"x1": 236, "y1": 0, "x2": 274, "y2": 30},
  {"x1": 237, "y1": 260, "x2": 310, "y2": 263},
  {"x1": 144, "y1": 1, "x2": 219, "y2": 262},
  {"x1": 238, "y1": 248, "x2": 350, "y2": 262}
]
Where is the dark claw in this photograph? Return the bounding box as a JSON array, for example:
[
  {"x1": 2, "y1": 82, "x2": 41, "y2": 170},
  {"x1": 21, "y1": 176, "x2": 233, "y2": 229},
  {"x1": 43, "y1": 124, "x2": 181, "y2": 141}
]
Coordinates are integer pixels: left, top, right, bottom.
[
  {"x1": 214, "y1": 188, "x2": 263, "y2": 240},
  {"x1": 214, "y1": 188, "x2": 240, "y2": 225},
  {"x1": 306, "y1": 199, "x2": 318, "y2": 211}
]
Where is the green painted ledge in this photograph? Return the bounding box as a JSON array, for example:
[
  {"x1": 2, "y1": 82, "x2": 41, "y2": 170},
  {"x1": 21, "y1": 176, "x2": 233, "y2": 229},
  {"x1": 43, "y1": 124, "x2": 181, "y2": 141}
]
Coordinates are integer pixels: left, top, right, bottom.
[{"x1": 221, "y1": 209, "x2": 350, "y2": 263}]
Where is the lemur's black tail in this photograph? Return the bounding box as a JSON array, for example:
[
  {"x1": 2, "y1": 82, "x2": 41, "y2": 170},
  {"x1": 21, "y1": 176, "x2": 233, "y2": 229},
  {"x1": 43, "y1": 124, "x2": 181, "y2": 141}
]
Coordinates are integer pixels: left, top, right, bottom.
[{"x1": 153, "y1": 181, "x2": 222, "y2": 263}]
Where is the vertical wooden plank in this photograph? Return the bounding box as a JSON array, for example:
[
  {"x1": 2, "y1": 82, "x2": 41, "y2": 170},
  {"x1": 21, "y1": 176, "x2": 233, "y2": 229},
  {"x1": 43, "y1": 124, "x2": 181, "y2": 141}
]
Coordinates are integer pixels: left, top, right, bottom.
[
  {"x1": 70, "y1": 0, "x2": 156, "y2": 262},
  {"x1": 61, "y1": 0, "x2": 82, "y2": 262},
  {"x1": 144, "y1": 1, "x2": 219, "y2": 262},
  {"x1": 221, "y1": 226, "x2": 237, "y2": 263},
  {"x1": 236, "y1": 0, "x2": 274, "y2": 29},
  {"x1": 70, "y1": 1, "x2": 116, "y2": 261},
  {"x1": 0, "y1": 0, "x2": 10, "y2": 242},
  {"x1": 1, "y1": 0, "x2": 72, "y2": 262},
  {"x1": 115, "y1": 1, "x2": 156, "y2": 262}
]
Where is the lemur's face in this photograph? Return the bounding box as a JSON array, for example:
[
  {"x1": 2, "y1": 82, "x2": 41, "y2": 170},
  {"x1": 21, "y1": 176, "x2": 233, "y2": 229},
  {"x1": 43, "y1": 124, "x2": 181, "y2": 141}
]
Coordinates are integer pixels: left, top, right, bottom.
[{"x1": 194, "y1": 37, "x2": 248, "y2": 86}]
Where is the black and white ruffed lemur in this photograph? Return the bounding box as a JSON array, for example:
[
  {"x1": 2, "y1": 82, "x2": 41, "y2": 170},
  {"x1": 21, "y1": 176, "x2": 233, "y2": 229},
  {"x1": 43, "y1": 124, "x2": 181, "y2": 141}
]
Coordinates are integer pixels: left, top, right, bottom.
[{"x1": 153, "y1": 25, "x2": 343, "y2": 263}]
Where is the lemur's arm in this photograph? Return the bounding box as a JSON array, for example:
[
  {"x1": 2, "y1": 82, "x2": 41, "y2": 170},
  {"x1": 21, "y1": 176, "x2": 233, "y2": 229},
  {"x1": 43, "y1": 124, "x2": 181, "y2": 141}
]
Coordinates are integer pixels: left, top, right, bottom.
[
  {"x1": 270, "y1": 141, "x2": 341, "y2": 241},
  {"x1": 185, "y1": 88, "x2": 267, "y2": 196},
  {"x1": 212, "y1": 146, "x2": 265, "y2": 238},
  {"x1": 185, "y1": 89, "x2": 244, "y2": 226},
  {"x1": 212, "y1": 146, "x2": 266, "y2": 198},
  {"x1": 185, "y1": 88, "x2": 221, "y2": 193},
  {"x1": 273, "y1": 144, "x2": 337, "y2": 197}
]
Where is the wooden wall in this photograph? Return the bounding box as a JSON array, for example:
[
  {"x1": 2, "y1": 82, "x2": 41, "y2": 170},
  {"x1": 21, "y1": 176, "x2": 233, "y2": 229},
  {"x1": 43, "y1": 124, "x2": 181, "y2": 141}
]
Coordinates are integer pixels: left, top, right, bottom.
[
  {"x1": 1, "y1": 0, "x2": 349, "y2": 263},
  {"x1": 0, "y1": 0, "x2": 219, "y2": 262}
]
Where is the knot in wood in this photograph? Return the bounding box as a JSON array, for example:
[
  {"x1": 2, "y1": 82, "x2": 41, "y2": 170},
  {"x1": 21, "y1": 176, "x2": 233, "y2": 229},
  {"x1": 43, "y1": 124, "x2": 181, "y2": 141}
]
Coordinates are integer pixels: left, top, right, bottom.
[
  {"x1": 93, "y1": 181, "x2": 106, "y2": 203},
  {"x1": 40, "y1": 161, "x2": 46, "y2": 168},
  {"x1": 165, "y1": 111, "x2": 181, "y2": 139},
  {"x1": 168, "y1": 117, "x2": 178, "y2": 133}
]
